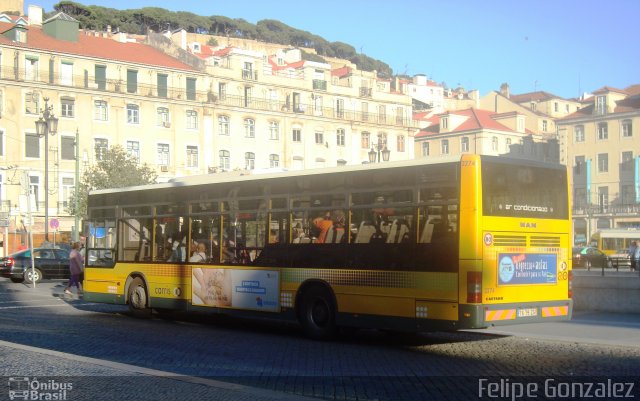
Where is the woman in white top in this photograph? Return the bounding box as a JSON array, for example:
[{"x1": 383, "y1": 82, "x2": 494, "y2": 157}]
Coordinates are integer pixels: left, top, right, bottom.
[{"x1": 189, "y1": 242, "x2": 207, "y2": 263}]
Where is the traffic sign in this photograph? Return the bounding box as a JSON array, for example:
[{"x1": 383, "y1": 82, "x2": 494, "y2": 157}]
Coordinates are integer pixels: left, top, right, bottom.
[
  {"x1": 0, "y1": 218, "x2": 9, "y2": 227},
  {"x1": 50, "y1": 218, "x2": 59, "y2": 229}
]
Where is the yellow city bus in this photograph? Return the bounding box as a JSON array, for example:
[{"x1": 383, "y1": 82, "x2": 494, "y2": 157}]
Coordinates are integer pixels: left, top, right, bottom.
[
  {"x1": 83, "y1": 154, "x2": 572, "y2": 339},
  {"x1": 590, "y1": 229, "x2": 640, "y2": 255}
]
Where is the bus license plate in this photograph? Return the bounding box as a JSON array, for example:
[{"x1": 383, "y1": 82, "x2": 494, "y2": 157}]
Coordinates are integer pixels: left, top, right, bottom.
[{"x1": 517, "y1": 308, "x2": 538, "y2": 317}]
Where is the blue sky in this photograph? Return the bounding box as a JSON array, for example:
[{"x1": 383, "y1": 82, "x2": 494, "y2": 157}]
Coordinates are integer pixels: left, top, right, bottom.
[{"x1": 30, "y1": 0, "x2": 639, "y2": 99}]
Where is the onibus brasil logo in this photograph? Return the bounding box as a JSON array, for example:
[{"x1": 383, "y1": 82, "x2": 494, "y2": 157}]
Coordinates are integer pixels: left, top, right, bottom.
[{"x1": 8, "y1": 377, "x2": 73, "y2": 400}]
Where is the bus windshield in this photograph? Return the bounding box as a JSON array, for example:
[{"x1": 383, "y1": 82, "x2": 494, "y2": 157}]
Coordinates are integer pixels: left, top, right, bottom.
[{"x1": 482, "y1": 161, "x2": 568, "y2": 219}]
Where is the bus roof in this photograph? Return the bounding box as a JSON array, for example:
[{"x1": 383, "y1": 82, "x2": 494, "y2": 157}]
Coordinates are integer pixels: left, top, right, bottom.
[{"x1": 88, "y1": 154, "x2": 563, "y2": 197}]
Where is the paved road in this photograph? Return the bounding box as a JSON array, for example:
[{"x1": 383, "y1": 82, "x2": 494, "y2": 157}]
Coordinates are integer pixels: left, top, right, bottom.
[{"x1": 1, "y1": 279, "x2": 639, "y2": 401}]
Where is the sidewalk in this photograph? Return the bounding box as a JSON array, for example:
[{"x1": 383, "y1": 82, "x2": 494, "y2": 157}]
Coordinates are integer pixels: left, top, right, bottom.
[{"x1": 481, "y1": 310, "x2": 640, "y2": 348}]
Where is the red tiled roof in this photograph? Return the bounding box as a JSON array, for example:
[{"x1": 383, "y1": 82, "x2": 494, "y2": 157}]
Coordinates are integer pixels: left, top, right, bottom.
[
  {"x1": 509, "y1": 91, "x2": 559, "y2": 103},
  {"x1": 331, "y1": 66, "x2": 351, "y2": 77},
  {"x1": 625, "y1": 84, "x2": 640, "y2": 96},
  {"x1": 415, "y1": 108, "x2": 518, "y2": 138},
  {"x1": 592, "y1": 86, "x2": 627, "y2": 95},
  {"x1": 0, "y1": 22, "x2": 196, "y2": 71}
]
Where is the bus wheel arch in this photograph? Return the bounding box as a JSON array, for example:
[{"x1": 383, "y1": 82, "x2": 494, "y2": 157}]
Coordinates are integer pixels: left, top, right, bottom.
[
  {"x1": 126, "y1": 274, "x2": 152, "y2": 318},
  {"x1": 295, "y1": 280, "x2": 338, "y2": 340}
]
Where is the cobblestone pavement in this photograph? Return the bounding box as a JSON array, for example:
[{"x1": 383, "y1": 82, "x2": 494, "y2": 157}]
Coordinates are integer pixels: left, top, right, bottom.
[{"x1": 1, "y1": 279, "x2": 639, "y2": 401}]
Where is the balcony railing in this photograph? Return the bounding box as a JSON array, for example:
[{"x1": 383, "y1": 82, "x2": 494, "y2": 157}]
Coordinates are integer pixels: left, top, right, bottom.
[
  {"x1": 312, "y1": 79, "x2": 327, "y2": 91},
  {"x1": 0, "y1": 66, "x2": 415, "y2": 128}
]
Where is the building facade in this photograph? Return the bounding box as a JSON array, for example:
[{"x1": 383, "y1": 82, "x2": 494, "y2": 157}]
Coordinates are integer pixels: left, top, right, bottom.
[
  {"x1": 557, "y1": 85, "x2": 640, "y2": 244},
  {"x1": 0, "y1": 7, "x2": 416, "y2": 254}
]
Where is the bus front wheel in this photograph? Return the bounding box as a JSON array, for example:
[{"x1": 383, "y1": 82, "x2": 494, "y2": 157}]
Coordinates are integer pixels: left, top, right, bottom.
[
  {"x1": 128, "y1": 277, "x2": 151, "y2": 318},
  {"x1": 298, "y1": 286, "x2": 337, "y2": 340}
]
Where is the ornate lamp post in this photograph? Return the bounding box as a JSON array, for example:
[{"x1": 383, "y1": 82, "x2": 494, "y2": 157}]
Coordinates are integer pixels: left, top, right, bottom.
[
  {"x1": 34, "y1": 97, "x2": 58, "y2": 243},
  {"x1": 368, "y1": 135, "x2": 391, "y2": 163}
]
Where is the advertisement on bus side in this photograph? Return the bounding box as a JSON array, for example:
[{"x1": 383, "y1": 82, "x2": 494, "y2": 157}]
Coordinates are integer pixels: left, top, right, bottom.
[
  {"x1": 192, "y1": 268, "x2": 279, "y2": 311},
  {"x1": 497, "y1": 253, "x2": 557, "y2": 285}
]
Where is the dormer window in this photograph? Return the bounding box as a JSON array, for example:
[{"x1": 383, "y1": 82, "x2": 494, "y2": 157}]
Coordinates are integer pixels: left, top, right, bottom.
[
  {"x1": 441, "y1": 116, "x2": 448, "y2": 130},
  {"x1": 596, "y1": 95, "x2": 607, "y2": 115}
]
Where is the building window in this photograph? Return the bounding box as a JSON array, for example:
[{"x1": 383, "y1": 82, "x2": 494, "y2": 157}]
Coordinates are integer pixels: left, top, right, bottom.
[
  {"x1": 336, "y1": 128, "x2": 345, "y2": 146},
  {"x1": 25, "y1": 133, "x2": 40, "y2": 158},
  {"x1": 218, "y1": 82, "x2": 227, "y2": 101},
  {"x1": 598, "y1": 186, "x2": 609, "y2": 210},
  {"x1": 313, "y1": 95, "x2": 323, "y2": 116},
  {"x1": 126, "y1": 140, "x2": 140, "y2": 163},
  {"x1": 269, "y1": 154, "x2": 279, "y2": 168},
  {"x1": 506, "y1": 138, "x2": 512, "y2": 152},
  {"x1": 492, "y1": 137, "x2": 498, "y2": 151},
  {"x1": 126, "y1": 69, "x2": 138, "y2": 94},
  {"x1": 315, "y1": 131, "x2": 324, "y2": 145},
  {"x1": 25, "y1": 91, "x2": 40, "y2": 115},
  {"x1": 245, "y1": 152, "x2": 255, "y2": 170},
  {"x1": 622, "y1": 151, "x2": 633, "y2": 170},
  {"x1": 219, "y1": 150, "x2": 230, "y2": 170},
  {"x1": 269, "y1": 121, "x2": 279, "y2": 140},
  {"x1": 361, "y1": 132, "x2": 370, "y2": 149},
  {"x1": 94, "y1": 138, "x2": 108, "y2": 161},
  {"x1": 157, "y1": 144, "x2": 170, "y2": 166},
  {"x1": 242, "y1": 62, "x2": 253, "y2": 79},
  {"x1": 244, "y1": 118, "x2": 255, "y2": 138},
  {"x1": 622, "y1": 119, "x2": 633, "y2": 137},
  {"x1": 61, "y1": 97, "x2": 74, "y2": 118},
  {"x1": 378, "y1": 105, "x2": 386, "y2": 123},
  {"x1": 336, "y1": 98, "x2": 344, "y2": 118},
  {"x1": 94, "y1": 100, "x2": 108, "y2": 121},
  {"x1": 597, "y1": 122, "x2": 608, "y2": 140},
  {"x1": 542, "y1": 120, "x2": 548, "y2": 132},
  {"x1": 597, "y1": 153, "x2": 608, "y2": 173},
  {"x1": 61, "y1": 136, "x2": 75, "y2": 160},
  {"x1": 554, "y1": 102, "x2": 558, "y2": 112},
  {"x1": 422, "y1": 142, "x2": 429, "y2": 157},
  {"x1": 441, "y1": 116, "x2": 448, "y2": 129},
  {"x1": 127, "y1": 104, "x2": 139, "y2": 124},
  {"x1": 61, "y1": 177, "x2": 74, "y2": 207},
  {"x1": 186, "y1": 77, "x2": 196, "y2": 101},
  {"x1": 25, "y1": 56, "x2": 38, "y2": 81},
  {"x1": 186, "y1": 145, "x2": 198, "y2": 168},
  {"x1": 461, "y1": 137, "x2": 469, "y2": 152},
  {"x1": 292, "y1": 128, "x2": 301, "y2": 142},
  {"x1": 186, "y1": 110, "x2": 198, "y2": 129},
  {"x1": 157, "y1": 107, "x2": 170, "y2": 127},
  {"x1": 441, "y1": 139, "x2": 449, "y2": 155},
  {"x1": 0, "y1": 130, "x2": 3, "y2": 156},
  {"x1": 157, "y1": 74, "x2": 168, "y2": 98},
  {"x1": 574, "y1": 155, "x2": 585, "y2": 175},
  {"x1": 575, "y1": 125, "x2": 585, "y2": 142},
  {"x1": 29, "y1": 175, "x2": 39, "y2": 205},
  {"x1": 218, "y1": 115, "x2": 230, "y2": 136},
  {"x1": 361, "y1": 102, "x2": 369, "y2": 121},
  {"x1": 596, "y1": 95, "x2": 607, "y2": 115},
  {"x1": 397, "y1": 135, "x2": 405, "y2": 152}
]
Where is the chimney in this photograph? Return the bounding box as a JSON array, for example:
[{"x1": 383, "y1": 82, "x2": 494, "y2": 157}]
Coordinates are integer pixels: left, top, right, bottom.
[
  {"x1": 28, "y1": 5, "x2": 43, "y2": 26},
  {"x1": 500, "y1": 82, "x2": 510, "y2": 98}
]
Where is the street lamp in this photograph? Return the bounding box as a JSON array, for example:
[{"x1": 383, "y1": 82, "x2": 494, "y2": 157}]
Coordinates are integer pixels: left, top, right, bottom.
[
  {"x1": 34, "y1": 97, "x2": 58, "y2": 243},
  {"x1": 368, "y1": 135, "x2": 391, "y2": 163}
]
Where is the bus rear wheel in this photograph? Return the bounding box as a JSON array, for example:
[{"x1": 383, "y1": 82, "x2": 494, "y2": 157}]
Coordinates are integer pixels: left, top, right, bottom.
[
  {"x1": 128, "y1": 277, "x2": 151, "y2": 318},
  {"x1": 298, "y1": 286, "x2": 337, "y2": 340}
]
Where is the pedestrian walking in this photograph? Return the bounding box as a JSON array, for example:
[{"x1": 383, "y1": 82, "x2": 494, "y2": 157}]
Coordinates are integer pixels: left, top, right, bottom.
[
  {"x1": 64, "y1": 242, "x2": 84, "y2": 295},
  {"x1": 630, "y1": 241, "x2": 638, "y2": 272}
]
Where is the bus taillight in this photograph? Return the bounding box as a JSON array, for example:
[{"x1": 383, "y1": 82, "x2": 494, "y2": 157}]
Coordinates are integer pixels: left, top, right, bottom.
[
  {"x1": 467, "y1": 271, "x2": 482, "y2": 303},
  {"x1": 568, "y1": 270, "x2": 573, "y2": 299}
]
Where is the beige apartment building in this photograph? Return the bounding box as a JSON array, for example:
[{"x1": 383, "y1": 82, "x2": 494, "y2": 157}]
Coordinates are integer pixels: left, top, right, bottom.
[
  {"x1": 414, "y1": 107, "x2": 557, "y2": 162},
  {"x1": 0, "y1": 7, "x2": 415, "y2": 253},
  {"x1": 557, "y1": 85, "x2": 640, "y2": 244}
]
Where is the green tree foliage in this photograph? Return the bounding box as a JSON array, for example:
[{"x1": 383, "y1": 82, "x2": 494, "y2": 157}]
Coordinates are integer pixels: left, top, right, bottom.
[
  {"x1": 67, "y1": 145, "x2": 157, "y2": 218},
  {"x1": 52, "y1": 2, "x2": 393, "y2": 76}
]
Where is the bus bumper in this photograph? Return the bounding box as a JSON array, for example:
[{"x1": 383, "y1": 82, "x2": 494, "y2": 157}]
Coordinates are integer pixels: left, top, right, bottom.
[{"x1": 459, "y1": 300, "x2": 573, "y2": 329}]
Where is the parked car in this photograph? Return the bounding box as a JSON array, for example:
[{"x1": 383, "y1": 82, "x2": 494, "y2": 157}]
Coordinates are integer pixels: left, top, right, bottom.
[
  {"x1": 0, "y1": 248, "x2": 71, "y2": 284},
  {"x1": 572, "y1": 246, "x2": 611, "y2": 270},
  {"x1": 609, "y1": 249, "x2": 632, "y2": 269}
]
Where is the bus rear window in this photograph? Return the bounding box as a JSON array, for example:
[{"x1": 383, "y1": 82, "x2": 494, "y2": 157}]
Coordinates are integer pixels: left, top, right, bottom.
[{"x1": 482, "y1": 162, "x2": 568, "y2": 219}]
